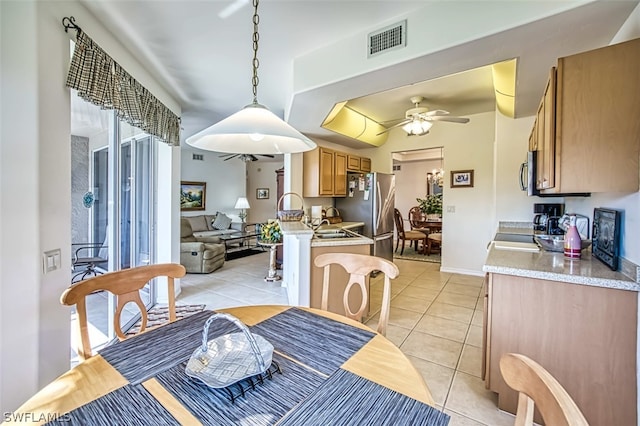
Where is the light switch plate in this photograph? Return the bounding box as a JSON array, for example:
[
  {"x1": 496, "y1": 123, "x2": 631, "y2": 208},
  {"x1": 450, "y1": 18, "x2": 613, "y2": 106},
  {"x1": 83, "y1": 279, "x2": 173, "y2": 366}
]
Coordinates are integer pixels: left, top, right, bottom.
[{"x1": 43, "y1": 249, "x2": 61, "y2": 274}]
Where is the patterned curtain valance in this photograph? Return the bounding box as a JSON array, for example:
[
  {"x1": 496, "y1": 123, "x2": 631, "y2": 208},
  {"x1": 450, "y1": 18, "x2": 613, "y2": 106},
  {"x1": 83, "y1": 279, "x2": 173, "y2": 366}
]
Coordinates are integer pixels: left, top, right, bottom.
[{"x1": 66, "y1": 31, "x2": 181, "y2": 146}]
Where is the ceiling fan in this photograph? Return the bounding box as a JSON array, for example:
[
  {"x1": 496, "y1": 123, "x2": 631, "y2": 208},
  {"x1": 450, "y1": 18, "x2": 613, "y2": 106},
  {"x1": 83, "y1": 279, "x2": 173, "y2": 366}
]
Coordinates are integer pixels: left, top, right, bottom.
[
  {"x1": 377, "y1": 96, "x2": 470, "y2": 136},
  {"x1": 219, "y1": 153, "x2": 275, "y2": 162}
]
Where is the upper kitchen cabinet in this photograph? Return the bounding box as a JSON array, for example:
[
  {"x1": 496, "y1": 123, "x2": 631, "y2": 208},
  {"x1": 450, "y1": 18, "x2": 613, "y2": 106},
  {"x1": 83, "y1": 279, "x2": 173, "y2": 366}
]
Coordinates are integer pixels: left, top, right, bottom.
[
  {"x1": 533, "y1": 37, "x2": 640, "y2": 194},
  {"x1": 303, "y1": 147, "x2": 347, "y2": 197},
  {"x1": 347, "y1": 154, "x2": 372, "y2": 173}
]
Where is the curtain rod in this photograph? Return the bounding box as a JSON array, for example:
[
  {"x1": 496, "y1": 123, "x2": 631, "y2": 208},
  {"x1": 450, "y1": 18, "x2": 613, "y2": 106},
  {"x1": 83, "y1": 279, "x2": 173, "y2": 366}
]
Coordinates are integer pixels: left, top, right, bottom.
[{"x1": 62, "y1": 16, "x2": 82, "y2": 37}]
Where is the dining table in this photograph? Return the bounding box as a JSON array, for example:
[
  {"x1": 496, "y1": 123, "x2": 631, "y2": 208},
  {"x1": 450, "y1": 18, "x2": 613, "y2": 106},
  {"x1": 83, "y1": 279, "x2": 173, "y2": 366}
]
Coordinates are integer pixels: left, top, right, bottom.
[{"x1": 3, "y1": 305, "x2": 450, "y2": 425}]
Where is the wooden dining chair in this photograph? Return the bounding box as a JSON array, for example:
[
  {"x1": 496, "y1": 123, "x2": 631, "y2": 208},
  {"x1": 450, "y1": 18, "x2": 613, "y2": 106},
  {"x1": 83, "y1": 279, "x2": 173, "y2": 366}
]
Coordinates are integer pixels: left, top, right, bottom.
[
  {"x1": 61, "y1": 263, "x2": 186, "y2": 361},
  {"x1": 500, "y1": 353, "x2": 589, "y2": 426},
  {"x1": 313, "y1": 252, "x2": 399, "y2": 336},
  {"x1": 393, "y1": 208, "x2": 427, "y2": 255}
]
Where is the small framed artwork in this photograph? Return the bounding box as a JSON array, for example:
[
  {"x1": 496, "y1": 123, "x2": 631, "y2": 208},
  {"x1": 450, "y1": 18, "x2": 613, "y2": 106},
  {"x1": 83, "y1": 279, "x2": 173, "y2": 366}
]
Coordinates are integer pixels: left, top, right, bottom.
[
  {"x1": 256, "y1": 188, "x2": 269, "y2": 199},
  {"x1": 180, "y1": 181, "x2": 206, "y2": 211},
  {"x1": 450, "y1": 170, "x2": 474, "y2": 188}
]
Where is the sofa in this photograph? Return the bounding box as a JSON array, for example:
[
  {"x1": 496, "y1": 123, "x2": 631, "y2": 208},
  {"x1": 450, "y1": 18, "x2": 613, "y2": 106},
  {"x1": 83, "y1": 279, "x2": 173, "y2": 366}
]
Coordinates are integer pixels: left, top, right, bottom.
[
  {"x1": 181, "y1": 213, "x2": 243, "y2": 238},
  {"x1": 180, "y1": 219, "x2": 226, "y2": 273}
]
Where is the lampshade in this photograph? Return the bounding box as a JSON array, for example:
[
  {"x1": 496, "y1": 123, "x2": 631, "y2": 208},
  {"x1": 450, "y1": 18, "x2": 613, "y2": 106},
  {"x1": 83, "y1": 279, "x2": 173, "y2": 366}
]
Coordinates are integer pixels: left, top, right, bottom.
[
  {"x1": 234, "y1": 197, "x2": 250, "y2": 209},
  {"x1": 184, "y1": 0, "x2": 316, "y2": 155},
  {"x1": 186, "y1": 103, "x2": 317, "y2": 154}
]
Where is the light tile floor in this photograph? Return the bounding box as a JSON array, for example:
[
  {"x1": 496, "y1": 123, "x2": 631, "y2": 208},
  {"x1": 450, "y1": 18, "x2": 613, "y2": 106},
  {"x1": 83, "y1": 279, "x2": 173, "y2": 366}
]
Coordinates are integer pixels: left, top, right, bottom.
[{"x1": 178, "y1": 252, "x2": 515, "y2": 425}]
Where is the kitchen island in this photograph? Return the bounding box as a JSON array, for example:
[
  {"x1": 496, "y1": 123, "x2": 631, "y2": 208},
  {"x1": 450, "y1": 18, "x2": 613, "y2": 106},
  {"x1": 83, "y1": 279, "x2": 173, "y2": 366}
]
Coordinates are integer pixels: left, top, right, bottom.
[{"x1": 482, "y1": 227, "x2": 639, "y2": 426}]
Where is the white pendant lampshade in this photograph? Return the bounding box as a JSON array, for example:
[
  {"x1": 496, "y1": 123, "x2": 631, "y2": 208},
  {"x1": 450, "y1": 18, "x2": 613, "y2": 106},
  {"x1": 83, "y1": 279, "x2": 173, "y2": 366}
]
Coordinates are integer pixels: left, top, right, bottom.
[
  {"x1": 185, "y1": 0, "x2": 316, "y2": 155},
  {"x1": 186, "y1": 103, "x2": 316, "y2": 154}
]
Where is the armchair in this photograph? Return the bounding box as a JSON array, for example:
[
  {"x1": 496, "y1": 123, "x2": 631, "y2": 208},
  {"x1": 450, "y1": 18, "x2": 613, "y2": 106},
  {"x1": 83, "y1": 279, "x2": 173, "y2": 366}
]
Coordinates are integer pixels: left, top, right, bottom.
[{"x1": 180, "y1": 218, "x2": 226, "y2": 273}]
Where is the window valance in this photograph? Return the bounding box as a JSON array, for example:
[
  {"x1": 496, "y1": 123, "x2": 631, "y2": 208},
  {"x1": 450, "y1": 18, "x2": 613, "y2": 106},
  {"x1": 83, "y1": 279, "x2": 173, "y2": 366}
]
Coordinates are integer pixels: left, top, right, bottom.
[{"x1": 66, "y1": 31, "x2": 181, "y2": 146}]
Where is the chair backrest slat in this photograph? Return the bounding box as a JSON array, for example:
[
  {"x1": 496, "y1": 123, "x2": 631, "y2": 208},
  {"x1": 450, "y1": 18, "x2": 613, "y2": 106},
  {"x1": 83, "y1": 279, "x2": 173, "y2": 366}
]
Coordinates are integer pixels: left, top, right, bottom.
[
  {"x1": 61, "y1": 263, "x2": 186, "y2": 361},
  {"x1": 500, "y1": 353, "x2": 589, "y2": 426},
  {"x1": 314, "y1": 253, "x2": 399, "y2": 336}
]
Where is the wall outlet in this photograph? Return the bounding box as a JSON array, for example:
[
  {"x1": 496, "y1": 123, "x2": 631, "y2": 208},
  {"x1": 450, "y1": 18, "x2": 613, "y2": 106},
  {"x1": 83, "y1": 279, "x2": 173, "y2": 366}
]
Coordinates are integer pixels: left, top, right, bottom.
[{"x1": 447, "y1": 206, "x2": 456, "y2": 213}]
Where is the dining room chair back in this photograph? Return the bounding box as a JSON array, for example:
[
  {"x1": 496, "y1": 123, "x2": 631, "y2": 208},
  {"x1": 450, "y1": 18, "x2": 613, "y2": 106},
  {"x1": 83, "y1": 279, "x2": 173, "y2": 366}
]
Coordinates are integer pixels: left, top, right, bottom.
[
  {"x1": 408, "y1": 206, "x2": 426, "y2": 230},
  {"x1": 393, "y1": 208, "x2": 427, "y2": 255},
  {"x1": 313, "y1": 252, "x2": 399, "y2": 336},
  {"x1": 500, "y1": 353, "x2": 589, "y2": 426},
  {"x1": 61, "y1": 263, "x2": 186, "y2": 360}
]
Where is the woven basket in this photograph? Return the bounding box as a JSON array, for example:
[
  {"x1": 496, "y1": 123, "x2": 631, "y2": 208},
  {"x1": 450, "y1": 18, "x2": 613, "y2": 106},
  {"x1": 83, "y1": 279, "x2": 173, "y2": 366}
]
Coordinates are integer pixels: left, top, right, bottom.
[
  {"x1": 324, "y1": 206, "x2": 342, "y2": 224},
  {"x1": 185, "y1": 313, "x2": 273, "y2": 389},
  {"x1": 277, "y1": 192, "x2": 305, "y2": 222}
]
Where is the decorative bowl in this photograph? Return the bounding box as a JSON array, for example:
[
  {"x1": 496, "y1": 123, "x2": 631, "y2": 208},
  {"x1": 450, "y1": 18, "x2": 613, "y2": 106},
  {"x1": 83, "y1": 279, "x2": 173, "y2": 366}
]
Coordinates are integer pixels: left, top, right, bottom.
[{"x1": 534, "y1": 235, "x2": 592, "y2": 253}]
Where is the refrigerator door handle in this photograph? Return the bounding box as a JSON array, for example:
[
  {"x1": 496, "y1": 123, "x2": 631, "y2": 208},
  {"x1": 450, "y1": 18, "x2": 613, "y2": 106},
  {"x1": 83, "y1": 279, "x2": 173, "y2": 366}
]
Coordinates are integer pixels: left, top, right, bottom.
[{"x1": 375, "y1": 181, "x2": 382, "y2": 230}]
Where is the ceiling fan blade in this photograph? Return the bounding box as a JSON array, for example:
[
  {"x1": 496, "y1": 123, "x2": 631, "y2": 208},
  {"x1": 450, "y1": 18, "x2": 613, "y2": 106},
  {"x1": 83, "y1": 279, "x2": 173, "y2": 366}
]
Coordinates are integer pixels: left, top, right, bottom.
[
  {"x1": 260, "y1": 154, "x2": 275, "y2": 158},
  {"x1": 219, "y1": 153, "x2": 237, "y2": 158},
  {"x1": 376, "y1": 118, "x2": 411, "y2": 136},
  {"x1": 428, "y1": 116, "x2": 470, "y2": 124},
  {"x1": 423, "y1": 109, "x2": 450, "y2": 117}
]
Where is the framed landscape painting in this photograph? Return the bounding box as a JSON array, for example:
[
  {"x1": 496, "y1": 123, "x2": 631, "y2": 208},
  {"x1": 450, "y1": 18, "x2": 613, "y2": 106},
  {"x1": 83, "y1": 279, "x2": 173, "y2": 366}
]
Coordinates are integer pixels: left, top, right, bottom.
[{"x1": 180, "y1": 181, "x2": 206, "y2": 211}]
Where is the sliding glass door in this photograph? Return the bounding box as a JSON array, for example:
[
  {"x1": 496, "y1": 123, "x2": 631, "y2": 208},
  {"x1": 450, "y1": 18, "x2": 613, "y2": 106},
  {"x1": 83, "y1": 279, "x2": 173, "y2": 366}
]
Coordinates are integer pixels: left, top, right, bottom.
[{"x1": 71, "y1": 93, "x2": 157, "y2": 357}]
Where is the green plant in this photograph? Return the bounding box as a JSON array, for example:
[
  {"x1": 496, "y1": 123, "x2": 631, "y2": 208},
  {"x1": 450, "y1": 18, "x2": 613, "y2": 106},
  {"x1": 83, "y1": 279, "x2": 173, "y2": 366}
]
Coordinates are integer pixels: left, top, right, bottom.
[
  {"x1": 416, "y1": 193, "x2": 442, "y2": 215},
  {"x1": 260, "y1": 220, "x2": 282, "y2": 243}
]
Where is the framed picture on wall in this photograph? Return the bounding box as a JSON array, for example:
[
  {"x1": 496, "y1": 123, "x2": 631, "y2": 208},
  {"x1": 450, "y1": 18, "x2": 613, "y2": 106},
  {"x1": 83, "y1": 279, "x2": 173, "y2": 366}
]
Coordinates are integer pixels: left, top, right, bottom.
[
  {"x1": 180, "y1": 181, "x2": 206, "y2": 211},
  {"x1": 256, "y1": 188, "x2": 269, "y2": 199},
  {"x1": 450, "y1": 170, "x2": 474, "y2": 188}
]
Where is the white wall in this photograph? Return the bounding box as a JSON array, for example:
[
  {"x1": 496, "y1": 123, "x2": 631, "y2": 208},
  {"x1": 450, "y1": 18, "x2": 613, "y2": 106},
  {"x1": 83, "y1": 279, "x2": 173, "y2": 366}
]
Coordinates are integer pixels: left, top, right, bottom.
[
  {"x1": 362, "y1": 111, "x2": 496, "y2": 275},
  {"x1": 180, "y1": 147, "x2": 246, "y2": 220},
  {"x1": 0, "y1": 0, "x2": 181, "y2": 414},
  {"x1": 247, "y1": 160, "x2": 284, "y2": 223}
]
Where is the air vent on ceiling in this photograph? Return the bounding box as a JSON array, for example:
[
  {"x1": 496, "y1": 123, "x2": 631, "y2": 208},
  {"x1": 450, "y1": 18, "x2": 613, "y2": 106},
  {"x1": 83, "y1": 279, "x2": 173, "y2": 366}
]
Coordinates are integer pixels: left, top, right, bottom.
[
  {"x1": 368, "y1": 20, "x2": 406, "y2": 57},
  {"x1": 192, "y1": 153, "x2": 204, "y2": 161}
]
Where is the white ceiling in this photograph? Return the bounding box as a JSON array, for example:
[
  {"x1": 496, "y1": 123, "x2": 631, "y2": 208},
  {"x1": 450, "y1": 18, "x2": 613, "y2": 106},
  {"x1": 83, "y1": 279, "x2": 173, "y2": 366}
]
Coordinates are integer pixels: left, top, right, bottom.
[{"x1": 78, "y1": 0, "x2": 638, "y2": 150}]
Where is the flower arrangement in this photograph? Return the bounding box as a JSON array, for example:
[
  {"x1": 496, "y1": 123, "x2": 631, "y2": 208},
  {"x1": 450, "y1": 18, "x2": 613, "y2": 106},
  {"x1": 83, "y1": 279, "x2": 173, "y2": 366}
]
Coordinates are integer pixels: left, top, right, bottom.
[
  {"x1": 416, "y1": 193, "x2": 443, "y2": 216},
  {"x1": 260, "y1": 220, "x2": 282, "y2": 243}
]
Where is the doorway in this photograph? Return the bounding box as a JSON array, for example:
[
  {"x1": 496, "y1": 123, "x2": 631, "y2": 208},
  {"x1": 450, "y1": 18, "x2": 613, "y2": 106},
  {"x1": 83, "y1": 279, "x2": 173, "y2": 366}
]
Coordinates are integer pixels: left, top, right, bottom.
[{"x1": 391, "y1": 147, "x2": 444, "y2": 263}]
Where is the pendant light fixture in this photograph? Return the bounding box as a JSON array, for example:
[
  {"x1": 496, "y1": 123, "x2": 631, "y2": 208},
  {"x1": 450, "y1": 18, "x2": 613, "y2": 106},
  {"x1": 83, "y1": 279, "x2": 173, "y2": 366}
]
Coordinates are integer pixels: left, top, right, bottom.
[{"x1": 186, "y1": 0, "x2": 316, "y2": 154}]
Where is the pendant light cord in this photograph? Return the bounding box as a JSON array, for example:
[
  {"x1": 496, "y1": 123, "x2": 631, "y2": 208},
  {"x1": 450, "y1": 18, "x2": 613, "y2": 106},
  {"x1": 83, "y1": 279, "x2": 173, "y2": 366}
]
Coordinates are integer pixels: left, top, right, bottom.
[{"x1": 251, "y1": 0, "x2": 260, "y2": 104}]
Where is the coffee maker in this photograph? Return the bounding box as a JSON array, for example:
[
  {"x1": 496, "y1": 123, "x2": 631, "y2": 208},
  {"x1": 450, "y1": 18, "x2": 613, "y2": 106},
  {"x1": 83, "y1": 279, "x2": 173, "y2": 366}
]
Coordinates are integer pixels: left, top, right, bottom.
[{"x1": 533, "y1": 203, "x2": 564, "y2": 235}]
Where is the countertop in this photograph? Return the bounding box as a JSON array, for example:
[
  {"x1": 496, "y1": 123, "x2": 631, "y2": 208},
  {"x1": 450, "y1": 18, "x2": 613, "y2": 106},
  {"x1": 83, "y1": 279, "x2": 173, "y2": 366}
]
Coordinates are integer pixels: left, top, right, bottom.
[
  {"x1": 279, "y1": 221, "x2": 373, "y2": 247},
  {"x1": 484, "y1": 226, "x2": 640, "y2": 292}
]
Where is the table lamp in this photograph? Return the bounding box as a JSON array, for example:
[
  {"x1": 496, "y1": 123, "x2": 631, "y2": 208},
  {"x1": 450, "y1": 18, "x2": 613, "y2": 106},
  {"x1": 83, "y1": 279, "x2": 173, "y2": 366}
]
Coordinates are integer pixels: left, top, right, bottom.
[{"x1": 235, "y1": 197, "x2": 250, "y2": 223}]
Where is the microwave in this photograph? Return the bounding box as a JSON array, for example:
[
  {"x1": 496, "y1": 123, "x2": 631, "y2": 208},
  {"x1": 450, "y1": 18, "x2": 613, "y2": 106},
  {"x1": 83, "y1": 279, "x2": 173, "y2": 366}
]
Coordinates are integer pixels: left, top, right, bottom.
[
  {"x1": 519, "y1": 151, "x2": 539, "y2": 196},
  {"x1": 519, "y1": 151, "x2": 589, "y2": 197}
]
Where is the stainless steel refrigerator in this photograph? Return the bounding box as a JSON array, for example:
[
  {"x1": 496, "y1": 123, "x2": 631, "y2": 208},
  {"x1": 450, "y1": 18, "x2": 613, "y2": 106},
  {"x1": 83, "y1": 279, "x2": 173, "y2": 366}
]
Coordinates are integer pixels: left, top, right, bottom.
[{"x1": 335, "y1": 172, "x2": 395, "y2": 262}]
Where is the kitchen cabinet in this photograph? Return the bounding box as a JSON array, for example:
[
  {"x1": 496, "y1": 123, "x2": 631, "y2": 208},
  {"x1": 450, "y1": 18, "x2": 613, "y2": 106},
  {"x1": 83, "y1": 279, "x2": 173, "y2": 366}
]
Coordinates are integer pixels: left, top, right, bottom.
[
  {"x1": 303, "y1": 147, "x2": 347, "y2": 197},
  {"x1": 346, "y1": 154, "x2": 372, "y2": 173},
  {"x1": 532, "y1": 69, "x2": 556, "y2": 190},
  {"x1": 483, "y1": 273, "x2": 637, "y2": 425},
  {"x1": 531, "y1": 37, "x2": 640, "y2": 194}
]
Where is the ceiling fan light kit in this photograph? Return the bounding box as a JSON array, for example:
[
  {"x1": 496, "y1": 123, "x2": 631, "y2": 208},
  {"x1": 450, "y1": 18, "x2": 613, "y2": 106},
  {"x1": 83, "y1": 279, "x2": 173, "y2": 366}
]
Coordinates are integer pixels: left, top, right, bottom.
[
  {"x1": 185, "y1": 0, "x2": 316, "y2": 155},
  {"x1": 377, "y1": 95, "x2": 470, "y2": 137}
]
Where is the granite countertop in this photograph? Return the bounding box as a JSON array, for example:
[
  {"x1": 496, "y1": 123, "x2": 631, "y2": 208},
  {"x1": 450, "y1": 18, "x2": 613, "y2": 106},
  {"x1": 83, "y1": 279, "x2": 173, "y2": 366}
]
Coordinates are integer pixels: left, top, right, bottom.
[
  {"x1": 485, "y1": 225, "x2": 639, "y2": 292},
  {"x1": 279, "y1": 220, "x2": 373, "y2": 247}
]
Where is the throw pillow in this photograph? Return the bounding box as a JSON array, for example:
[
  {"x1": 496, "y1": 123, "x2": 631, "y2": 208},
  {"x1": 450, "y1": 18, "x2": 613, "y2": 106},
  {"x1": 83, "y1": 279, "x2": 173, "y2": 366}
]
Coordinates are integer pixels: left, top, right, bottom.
[{"x1": 212, "y1": 212, "x2": 232, "y2": 230}]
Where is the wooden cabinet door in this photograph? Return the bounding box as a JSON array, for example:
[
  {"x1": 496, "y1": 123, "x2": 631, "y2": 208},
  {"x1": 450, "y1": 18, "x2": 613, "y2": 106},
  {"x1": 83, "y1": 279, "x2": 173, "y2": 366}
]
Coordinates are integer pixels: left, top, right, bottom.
[
  {"x1": 347, "y1": 155, "x2": 360, "y2": 171},
  {"x1": 528, "y1": 121, "x2": 537, "y2": 152},
  {"x1": 319, "y1": 147, "x2": 334, "y2": 196},
  {"x1": 360, "y1": 157, "x2": 371, "y2": 172},
  {"x1": 535, "y1": 98, "x2": 546, "y2": 190},
  {"x1": 541, "y1": 68, "x2": 556, "y2": 190},
  {"x1": 334, "y1": 151, "x2": 347, "y2": 196}
]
